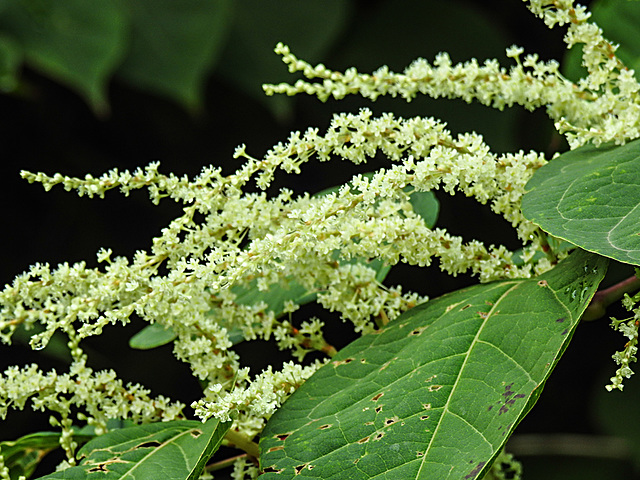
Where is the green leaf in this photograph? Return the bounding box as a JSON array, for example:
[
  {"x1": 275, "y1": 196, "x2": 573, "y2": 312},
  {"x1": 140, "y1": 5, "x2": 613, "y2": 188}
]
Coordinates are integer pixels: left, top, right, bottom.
[
  {"x1": 0, "y1": 0, "x2": 127, "y2": 113},
  {"x1": 407, "y1": 190, "x2": 439, "y2": 229},
  {"x1": 38, "y1": 418, "x2": 231, "y2": 480},
  {"x1": 259, "y1": 249, "x2": 608, "y2": 479},
  {"x1": 563, "y1": 0, "x2": 640, "y2": 82},
  {"x1": 232, "y1": 277, "x2": 317, "y2": 318},
  {"x1": 0, "y1": 33, "x2": 21, "y2": 92},
  {"x1": 116, "y1": 0, "x2": 233, "y2": 112},
  {"x1": 0, "y1": 431, "x2": 93, "y2": 479},
  {"x1": 215, "y1": 0, "x2": 351, "y2": 120},
  {"x1": 129, "y1": 323, "x2": 178, "y2": 350},
  {"x1": 521, "y1": 138, "x2": 640, "y2": 266}
]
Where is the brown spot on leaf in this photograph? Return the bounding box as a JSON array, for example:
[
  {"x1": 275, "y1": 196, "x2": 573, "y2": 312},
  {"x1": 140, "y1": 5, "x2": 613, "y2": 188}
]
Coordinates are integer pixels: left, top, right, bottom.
[
  {"x1": 318, "y1": 424, "x2": 332, "y2": 430},
  {"x1": 420, "y1": 415, "x2": 429, "y2": 420},
  {"x1": 88, "y1": 465, "x2": 108, "y2": 473},
  {"x1": 384, "y1": 416, "x2": 399, "y2": 426},
  {"x1": 379, "y1": 360, "x2": 392, "y2": 371},
  {"x1": 537, "y1": 280, "x2": 548, "y2": 287},
  {"x1": 428, "y1": 385, "x2": 443, "y2": 392},
  {"x1": 268, "y1": 446, "x2": 284, "y2": 453},
  {"x1": 261, "y1": 466, "x2": 284, "y2": 474},
  {"x1": 274, "y1": 433, "x2": 291, "y2": 441},
  {"x1": 88, "y1": 458, "x2": 128, "y2": 473},
  {"x1": 136, "y1": 441, "x2": 162, "y2": 449},
  {"x1": 477, "y1": 311, "x2": 489, "y2": 319},
  {"x1": 556, "y1": 317, "x2": 566, "y2": 323},
  {"x1": 423, "y1": 403, "x2": 432, "y2": 410},
  {"x1": 371, "y1": 392, "x2": 384, "y2": 401},
  {"x1": 294, "y1": 464, "x2": 309, "y2": 475},
  {"x1": 410, "y1": 326, "x2": 428, "y2": 336},
  {"x1": 357, "y1": 436, "x2": 370, "y2": 444},
  {"x1": 375, "y1": 405, "x2": 383, "y2": 413},
  {"x1": 373, "y1": 432, "x2": 385, "y2": 441},
  {"x1": 502, "y1": 383, "x2": 514, "y2": 398},
  {"x1": 464, "y1": 461, "x2": 486, "y2": 479},
  {"x1": 332, "y1": 357, "x2": 354, "y2": 366}
]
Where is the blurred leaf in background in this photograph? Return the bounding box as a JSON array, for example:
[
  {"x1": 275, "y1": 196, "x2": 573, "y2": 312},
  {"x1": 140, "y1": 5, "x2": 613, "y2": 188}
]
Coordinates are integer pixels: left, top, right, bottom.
[
  {"x1": 116, "y1": 0, "x2": 234, "y2": 114},
  {"x1": 215, "y1": 0, "x2": 352, "y2": 121},
  {"x1": 0, "y1": 0, "x2": 127, "y2": 113}
]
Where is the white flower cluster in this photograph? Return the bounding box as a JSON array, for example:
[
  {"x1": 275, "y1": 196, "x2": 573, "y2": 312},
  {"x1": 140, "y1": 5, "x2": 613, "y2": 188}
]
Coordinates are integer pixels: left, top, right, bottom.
[
  {"x1": 0, "y1": 356, "x2": 183, "y2": 462},
  {"x1": 265, "y1": 0, "x2": 640, "y2": 148},
  {"x1": 192, "y1": 361, "x2": 323, "y2": 431},
  {"x1": 607, "y1": 292, "x2": 640, "y2": 391}
]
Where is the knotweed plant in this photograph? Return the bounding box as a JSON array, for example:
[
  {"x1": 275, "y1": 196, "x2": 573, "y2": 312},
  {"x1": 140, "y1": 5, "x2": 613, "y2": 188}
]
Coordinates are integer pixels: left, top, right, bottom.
[{"x1": 1, "y1": 1, "x2": 640, "y2": 479}]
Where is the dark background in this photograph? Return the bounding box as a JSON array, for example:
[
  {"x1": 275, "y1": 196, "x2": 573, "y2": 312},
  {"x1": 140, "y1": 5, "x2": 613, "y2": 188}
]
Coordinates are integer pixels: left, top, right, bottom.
[{"x1": 1, "y1": 1, "x2": 639, "y2": 478}]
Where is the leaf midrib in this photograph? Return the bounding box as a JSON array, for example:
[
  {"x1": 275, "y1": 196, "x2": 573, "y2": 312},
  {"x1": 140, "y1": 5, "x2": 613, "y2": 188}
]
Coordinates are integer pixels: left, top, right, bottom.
[{"x1": 415, "y1": 281, "x2": 519, "y2": 478}]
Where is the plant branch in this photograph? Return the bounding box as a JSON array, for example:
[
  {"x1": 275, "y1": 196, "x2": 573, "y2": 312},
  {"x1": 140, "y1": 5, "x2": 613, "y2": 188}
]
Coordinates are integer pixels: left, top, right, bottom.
[
  {"x1": 206, "y1": 453, "x2": 255, "y2": 472},
  {"x1": 537, "y1": 229, "x2": 558, "y2": 265},
  {"x1": 581, "y1": 274, "x2": 640, "y2": 321},
  {"x1": 224, "y1": 429, "x2": 260, "y2": 459}
]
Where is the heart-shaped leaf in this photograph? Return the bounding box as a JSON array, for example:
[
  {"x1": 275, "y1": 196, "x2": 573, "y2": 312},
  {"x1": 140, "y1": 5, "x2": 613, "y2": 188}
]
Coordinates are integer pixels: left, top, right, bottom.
[
  {"x1": 214, "y1": 0, "x2": 351, "y2": 120},
  {"x1": 521, "y1": 138, "x2": 640, "y2": 266},
  {"x1": 116, "y1": 0, "x2": 233, "y2": 112},
  {"x1": 259, "y1": 249, "x2": 608, "y2": 479},
  {"x1": 38, "y1": 418, "x2": 230, "y2": 480}
]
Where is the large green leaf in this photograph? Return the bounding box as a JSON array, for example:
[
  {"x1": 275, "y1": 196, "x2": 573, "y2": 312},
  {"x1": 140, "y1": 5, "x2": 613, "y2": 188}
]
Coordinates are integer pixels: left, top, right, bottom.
[
  {"x1": 0, "y1": 0, "x2": 127, "y2": 113},
  {"x1": 521, "y1": 139, "x2": 640, "y2": 266},
  {"x1": 38, "y1": 419, "x2": 230, "y2": 479},
  {"x1": 259, "y1": 249, "x2": 608, "y2": 479},
  {"x1": 117, "y1": 0, "x2": 233, "y2": 111}
]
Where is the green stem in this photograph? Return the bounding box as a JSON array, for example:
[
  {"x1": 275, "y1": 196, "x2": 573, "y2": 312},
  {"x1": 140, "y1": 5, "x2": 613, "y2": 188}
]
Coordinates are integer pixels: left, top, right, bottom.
[
  {"x1": 205, "y1": 453, "x2": 255, "y2": 472},
  {"x1": 537, "y1": 229, "x2": 558, "y2": 265},
  {"x1": 224, "y1": 429, "x2": 260, "y2": 459},
  {"x1": 581, "y1": 275, "x2": 640, "y2": 322}
]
